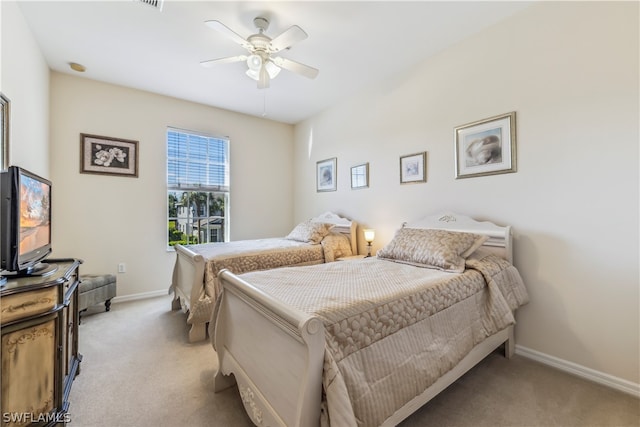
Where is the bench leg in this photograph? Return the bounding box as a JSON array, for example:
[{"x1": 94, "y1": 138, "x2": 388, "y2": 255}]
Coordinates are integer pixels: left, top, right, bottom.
[{"x1": 105, "y1": 299, "x2": 112, "y2": 312}]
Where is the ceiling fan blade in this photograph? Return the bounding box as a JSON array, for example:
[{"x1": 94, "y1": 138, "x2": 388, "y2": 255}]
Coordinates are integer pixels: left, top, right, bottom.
[
  {"x1": 269, "y1": 25, "x2": 308, "y2": 52},
  {"x1": 200, "y1": 55, "x2": 247, "y2": 68},
  {"x1": 205, "y1": 20, "x2": 252, "y2": 50},
  {"x1": 257, "y1": 64, "x2": 270, "y2": 89},
  {"x1": 272, "y1": 57, "x2": 319, "y2": 79}
]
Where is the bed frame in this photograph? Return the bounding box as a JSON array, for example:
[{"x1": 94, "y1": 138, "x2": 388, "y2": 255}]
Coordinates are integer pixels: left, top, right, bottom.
[
  {"x1": 212, "y1": 212, "x2": 515, "y2": 427},
  {"x1": 171, "y1": 216, "x2": 358, "y2": 342},
  {"x1": 171, "y1": 243, "x2": 208, "y2": 341}
]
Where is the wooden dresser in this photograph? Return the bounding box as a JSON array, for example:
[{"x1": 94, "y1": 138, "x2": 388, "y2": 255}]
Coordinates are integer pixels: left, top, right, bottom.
[{"x1": 0, "y1": 258, "x2": 82, "y2": 426}]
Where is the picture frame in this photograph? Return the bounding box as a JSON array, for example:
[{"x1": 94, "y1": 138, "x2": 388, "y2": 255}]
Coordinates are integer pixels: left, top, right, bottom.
[
  {"x1": 80, "y1": 133, "x2": 139, "y2": 177},
  {"x1": 400, "y1": 152, "x2": 427, "y2": 184},
  {"x1": 1, "y1": 93, "x2": 10, "y2": 170},
  {"x1": 316, "y1": 157, "x2": 337, "y2": 192},
  {"x1": 350, "y1": 163, "x2": 369, "y2": 189},
  {"x1": 454, "y1": 111, "x2": 516, "y2": 179}
]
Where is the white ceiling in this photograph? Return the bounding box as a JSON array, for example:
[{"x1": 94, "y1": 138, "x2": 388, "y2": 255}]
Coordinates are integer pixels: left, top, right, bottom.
[{"x1": 18, "y1": 1, "x2": 533, "y2": 124}]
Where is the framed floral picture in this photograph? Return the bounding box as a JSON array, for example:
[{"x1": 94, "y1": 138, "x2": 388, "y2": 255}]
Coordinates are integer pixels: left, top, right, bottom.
[
  {"x1": 80, "y1": 133, "x2": 139, "y2": 177},
  {"x1": 454, "y1": 111, "x2": 516, "y2": 179},
  {"x1": 400, "y1": 152, "x2": 427, "y2": 184},
  {"x1": 316, "y1": 157, "x2": 337, "y2": 192}
]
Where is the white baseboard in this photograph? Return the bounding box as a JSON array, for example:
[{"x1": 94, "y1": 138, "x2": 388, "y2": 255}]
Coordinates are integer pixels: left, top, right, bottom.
[
  {"x1": 515, "y1": 345, "x2": 640, "y2": 398},
  {"x1": 111, "y1": 289, "x2": 169, "y2": 304}
]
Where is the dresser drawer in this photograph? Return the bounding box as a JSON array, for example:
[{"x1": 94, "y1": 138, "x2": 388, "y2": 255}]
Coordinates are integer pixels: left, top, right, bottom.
[{"x1": 0, "y1": 286, "x2": 58, "y2": 323}]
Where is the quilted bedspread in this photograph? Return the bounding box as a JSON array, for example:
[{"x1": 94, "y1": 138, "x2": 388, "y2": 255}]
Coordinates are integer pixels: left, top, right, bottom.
[
  {"x1": 236, "y1": 252, "x2": 529, "y2": 426},
  {"x1": 181, "y1": 238, "x2": 324, "y2": 325}
]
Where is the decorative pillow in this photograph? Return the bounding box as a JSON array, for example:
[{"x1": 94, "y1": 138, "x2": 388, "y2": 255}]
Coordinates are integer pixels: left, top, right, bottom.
[
  {"x1": 285, "y1": 220, "x2": 333, "y2": 244},
  {"x1": 311, "y1": 211, "x2": 351, "y2": 226},
  {"x1": 321, "y1": 232, "x2": 354, "y2": 262},
  {"x1": 376, "y1": 228, "x2": 488, "y2": 273}
]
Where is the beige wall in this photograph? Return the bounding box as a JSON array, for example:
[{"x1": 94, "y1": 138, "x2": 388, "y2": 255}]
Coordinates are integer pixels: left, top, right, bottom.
[
  {"x1": 1, "y1": 1, "x2": 50, "y2": 176},
  {"x1": 293, "y1": 2, "x2": 639, "y2": 386},
  {"x1": 49, "y1": 73, "x2": 294, "y2": 297}
]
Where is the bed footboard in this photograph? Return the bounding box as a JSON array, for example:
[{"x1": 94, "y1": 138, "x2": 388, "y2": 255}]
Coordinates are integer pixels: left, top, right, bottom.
[
  {"x1": 171, "y1": 244, "x2": 208, "y2": 342},
  {"x1": 213, "y1": 269, "x2": 325, "y2": 427},
  {"x1": 212, "y1": 266, "x2": 519, "y2": 427}
]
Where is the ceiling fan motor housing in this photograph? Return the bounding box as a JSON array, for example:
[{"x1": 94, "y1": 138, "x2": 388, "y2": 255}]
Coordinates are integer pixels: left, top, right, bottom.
[
  {"x1": 247, "y1": 33, "x2": 271, "y2": 52},
  {"x1": 253, "y1": 17, "x2": 269, "y2": 32}
]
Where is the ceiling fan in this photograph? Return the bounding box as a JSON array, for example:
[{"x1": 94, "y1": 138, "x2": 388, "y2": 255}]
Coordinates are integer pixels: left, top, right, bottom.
[{"x1": 200, "y1": 16, "x2": 319, "y2": 89}]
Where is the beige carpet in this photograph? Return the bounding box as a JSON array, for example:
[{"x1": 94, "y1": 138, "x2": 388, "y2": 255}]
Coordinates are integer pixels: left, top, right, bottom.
[{"x1": 69, "y1": 296, "x2": 639, "y2": 427}]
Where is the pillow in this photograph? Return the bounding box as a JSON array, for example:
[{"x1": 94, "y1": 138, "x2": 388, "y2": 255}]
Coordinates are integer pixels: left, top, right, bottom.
[
  {"x1": 285, "y1": 220, "x2": 333, "y2": 244},
  {"x1": 311, "y1": 211, "x2": 351, "y2": 227},
  {"x1": 321, "y1": 232, "x2": 354, "y2": 262},
  {"x1": 376, "y1": 228, "x2": 488, "y2": 273}
]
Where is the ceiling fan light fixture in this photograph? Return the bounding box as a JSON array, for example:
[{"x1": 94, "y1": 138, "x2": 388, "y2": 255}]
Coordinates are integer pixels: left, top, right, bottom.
[
  {"x1": 245, "y1": 69, "x2": 259, "y2": 81},
  {"x1": 245, "y1": 61, "x2": 281, "y2": 81},
  {"x1": 246, "y1": 54, "x2": 262, "y2": 71},
  {"x1": 265, "y1": 61, "x2": 281, "y2": 79}
]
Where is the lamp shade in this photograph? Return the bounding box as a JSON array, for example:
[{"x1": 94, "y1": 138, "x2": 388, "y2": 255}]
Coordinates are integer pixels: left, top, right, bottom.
[
  {"x1": 265, "y1": 60, "x2": 281, "y2": 78},
  {"x1": 245, "y1": 59, "x2": 281, "y2": 81},
  {"x1": 246, "y1": 54, "x2": 262, "y2": 71},
  {"x1": 363, "y1": 229, "x2": 375, "y2": 243}
]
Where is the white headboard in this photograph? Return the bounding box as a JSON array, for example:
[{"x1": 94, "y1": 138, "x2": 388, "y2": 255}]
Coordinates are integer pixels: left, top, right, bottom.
[
  {"x1": 403, "y1": 212, "x2": 513, "y2": 263},
  {"x1": 312, "y1": 212, "x2": 358, "y2": 255}
]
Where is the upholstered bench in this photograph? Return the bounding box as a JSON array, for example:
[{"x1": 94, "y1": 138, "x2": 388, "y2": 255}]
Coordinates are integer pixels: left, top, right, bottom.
[{"x1": 78, "y1": 274, "x2": 117, "y2": 321}]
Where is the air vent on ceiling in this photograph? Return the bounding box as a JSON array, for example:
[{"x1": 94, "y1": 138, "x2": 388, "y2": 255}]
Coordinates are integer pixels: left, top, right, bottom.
[{"x1": 136, "y1": 0, "x2": 163, "y2": 11}]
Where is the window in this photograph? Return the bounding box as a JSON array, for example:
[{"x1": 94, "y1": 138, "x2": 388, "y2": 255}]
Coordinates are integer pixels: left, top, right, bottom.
[{"x1": 167, "y1": 128, "x2": 229, "y2": 247}]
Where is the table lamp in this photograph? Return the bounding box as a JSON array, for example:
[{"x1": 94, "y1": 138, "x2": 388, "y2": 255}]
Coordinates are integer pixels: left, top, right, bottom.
[{"x1": 363, "y1": 229, "x2": 375, "y2": 257}]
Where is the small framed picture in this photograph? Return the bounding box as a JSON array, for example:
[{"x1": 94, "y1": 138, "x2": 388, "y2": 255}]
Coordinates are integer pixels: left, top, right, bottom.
[
  {"x1": 316, "y1": 157, "x2": 337, "y2": 192},
  {"x1": 80, "y1": 133, "x2": 139, "y2": 177},
  {"x1": 454, "y1": 111, "x2": 516, "y2": 179},
  {"x1": 351, "y1": 163, "x2": 369, "y2": 189},
  {"x1": 400, "y1": 152, "x2": 427, "y2": 184}
]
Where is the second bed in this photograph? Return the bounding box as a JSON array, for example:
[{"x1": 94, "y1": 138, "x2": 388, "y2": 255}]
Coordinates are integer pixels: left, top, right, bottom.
[{"x1": 170, "y1": 212, "x2": 357, "y2": 341}]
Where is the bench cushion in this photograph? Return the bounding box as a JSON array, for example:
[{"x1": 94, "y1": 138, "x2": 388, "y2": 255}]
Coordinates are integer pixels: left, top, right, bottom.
[
  {"x1": 79, "y1": 274, "x2": 116, "y2": 292},
  {"x1": 79, "y1": 274, "x2": 117, "y2": 312}
]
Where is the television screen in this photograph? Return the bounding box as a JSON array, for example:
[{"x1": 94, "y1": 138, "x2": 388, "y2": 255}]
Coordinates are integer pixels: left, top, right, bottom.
[
  {"x1": 18, "y1": 171, "x2": 51, "y2": 258},
  {"x1": 1, "y1": 166, "x2": 54, "y2": 277}
]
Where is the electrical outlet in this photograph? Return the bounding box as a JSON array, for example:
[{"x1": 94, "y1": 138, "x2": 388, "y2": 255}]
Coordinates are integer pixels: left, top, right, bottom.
[{"x1": 118, "y1": 263, "x2": 126, "y2": 273}]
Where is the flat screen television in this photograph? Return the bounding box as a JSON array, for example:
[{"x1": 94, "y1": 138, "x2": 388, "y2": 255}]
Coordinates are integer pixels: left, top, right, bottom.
[{"x1": 0, "y1": 166, "x2": 56, "y2": 279}]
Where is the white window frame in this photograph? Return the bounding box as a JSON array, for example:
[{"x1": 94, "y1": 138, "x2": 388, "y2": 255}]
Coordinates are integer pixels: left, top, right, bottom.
[{"x1": 167, "y1": 127, "x2": 229, "y2": 248}]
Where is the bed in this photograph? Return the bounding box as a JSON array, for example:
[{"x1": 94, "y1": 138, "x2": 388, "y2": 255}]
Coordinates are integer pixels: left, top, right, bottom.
[
  {"x1": 170, "y1": 212, "x2": 358, "y2": 342},
  {"x1": 210, "y1": 212, "x2": 529, "y2": 427}
]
